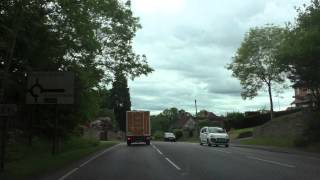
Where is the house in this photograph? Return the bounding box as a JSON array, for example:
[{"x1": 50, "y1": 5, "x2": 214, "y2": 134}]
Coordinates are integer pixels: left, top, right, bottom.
[
  {"x1": 198, "y1": 110, "x2": 225, "y2": 127},
  {"x1": 291, "y1": 82, "x2": 316, "y2": 108},
  {"x1": 171, "y1": 111, "x2": 196, "y2": 130}
]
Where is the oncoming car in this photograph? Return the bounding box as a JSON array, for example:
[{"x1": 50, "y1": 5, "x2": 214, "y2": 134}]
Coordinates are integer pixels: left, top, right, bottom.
[
  {"x1": 199, "y1": 127, "x2": 229, "y2": 147},
  {"x1": 164, "y1": 132, "x2": 176, "y2": 142}
]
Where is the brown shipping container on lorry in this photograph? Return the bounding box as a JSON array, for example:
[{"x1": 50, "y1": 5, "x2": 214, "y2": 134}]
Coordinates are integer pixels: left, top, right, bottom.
[{"x1": 126, "y1": 111, "x2": 151, "y2": 146}]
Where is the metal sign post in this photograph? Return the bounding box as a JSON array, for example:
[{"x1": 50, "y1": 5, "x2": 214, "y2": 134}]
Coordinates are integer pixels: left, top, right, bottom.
[
  {"x1": 0, "y1": 116, "x2": 7, "y2": 172},
  {"x1": 0, "y1": 104, "x2": 16, "y2": 172}
]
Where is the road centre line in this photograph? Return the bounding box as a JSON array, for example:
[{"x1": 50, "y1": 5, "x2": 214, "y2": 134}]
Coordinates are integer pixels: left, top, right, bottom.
[
  {"x1": 151, "y1": 144, "x2": 163, "y2": 155},
  {"x1": 246, "y1": 156, "x2": 296, "y2": 168},
  {"x1": 165, "y1": 157, "x2": 182, "y2": 171},
  {"x1": 151, "y1": 144, "x2": 181, "y2": 171}
]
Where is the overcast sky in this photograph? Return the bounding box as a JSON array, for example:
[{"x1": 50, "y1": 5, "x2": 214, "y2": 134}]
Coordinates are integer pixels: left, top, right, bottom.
[{"x1": 128, "y1": 0, "x2": 309, "y2": 115}]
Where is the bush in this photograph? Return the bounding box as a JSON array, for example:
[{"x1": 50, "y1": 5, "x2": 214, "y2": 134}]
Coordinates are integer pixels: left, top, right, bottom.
[
  {"x1": 153, "y1": 131, "x2": 164, "y2": 140},
  {"x1": 173, "y1": 129, "x2": 183, "y2": 140},
  {"x1": 297, "y1": 111, "x2": 320, "y2": 146},
  {"x1": 294, "y1": 136, "x2": 309, "y2": 147}
]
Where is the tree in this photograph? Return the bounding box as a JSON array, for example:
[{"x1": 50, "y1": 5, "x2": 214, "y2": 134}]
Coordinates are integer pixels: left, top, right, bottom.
[
  {"x1": 278, "y1": 0, "x2": 320, "y2": 108},
  {"x1": 227, "y1": 25, "x2": 287, "y2": 120},
  {"x1": 110, "y1": 70, "x2": 131, "y2": 131},
  {"x1": 0, "y1": 0, "x2": 153, "y2": 141},
  {"x1": 161, "y1": 107, "x2": 179, "y2": 125}
]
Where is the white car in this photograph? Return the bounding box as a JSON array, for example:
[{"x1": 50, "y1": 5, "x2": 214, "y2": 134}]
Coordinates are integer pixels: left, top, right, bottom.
[
  {"x1": 164, "y1": 132, "x2": 176, "y2": 142},
  {"x1": 199, "y1": 127, "x2": 229, "y2": 147}
]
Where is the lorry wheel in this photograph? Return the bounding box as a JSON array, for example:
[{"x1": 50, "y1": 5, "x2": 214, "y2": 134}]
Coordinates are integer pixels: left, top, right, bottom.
[
  {"x1": 127, "y1": 142, "x2": 131, "y2": 146},
  {"x1": 146, "y1": 141, "x2": 150, "y2": 145},
  {"x1": 225, "y1": 144, "x2": 229, "y2": 148}
]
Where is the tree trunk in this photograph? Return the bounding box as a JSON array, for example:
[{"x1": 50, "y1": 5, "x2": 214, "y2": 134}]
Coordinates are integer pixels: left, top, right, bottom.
[{"x1": 267, "y1": 82, "x2": 274, "y2": 120}]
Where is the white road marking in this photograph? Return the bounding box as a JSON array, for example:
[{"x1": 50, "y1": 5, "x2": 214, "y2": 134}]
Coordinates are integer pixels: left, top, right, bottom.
[
  {"x1": 58, "y1": 168, "x2": 78, "y2": 180},
  {"x1": 152, "y1": 143, "x2": 181, "y2": 171},
  {"x1": 151, "y1": 144, "x2": 164, "y2": 155},
  {"x1": 211, "y1": 148, "x2": 232, "y2": 154},
  {"x1": 79, "y1": 143, "x2": 120, "y2": 167},
  {"x1": 165, "y1": 157, "x2": 182, "y2": 171},
  {"x1": 247, "y1": 156, "x2": 296, "y2": 168},
  {"x1": 58, "y1": 143, "x2": 121, "y2": 180}
]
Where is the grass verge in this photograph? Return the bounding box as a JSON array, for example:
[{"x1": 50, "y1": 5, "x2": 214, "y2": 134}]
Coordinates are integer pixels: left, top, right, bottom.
[
  {"x1": 1, "y1": 137, "x2": 118, "y2": 180},
  {"x1": 228, "y1": 127, "x2": 254, "y2": 140},
  {"x1": 239, "y1": 137, "x2": 295, "y2": 148}
]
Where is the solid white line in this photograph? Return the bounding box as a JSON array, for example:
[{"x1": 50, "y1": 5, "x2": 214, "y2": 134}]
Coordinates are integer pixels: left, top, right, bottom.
[
  {"x1": 247, "y1": 156, "x2": 296, "y2": 168},
  {"x1": 59, "y1": 143, "x2": 121, "y2": 180},
  {"x1": 58, "y1": 168, "x2": 78, "y2": 180},
  {"x1": 79, "y1": 143, "x2": 120, "y2": 167},
  {"x1": 165, "y1": 157, "x2": 181, "y2": 171},
  {"x1": 211, "y1": 148, "x2": 231, "y2": 154}
]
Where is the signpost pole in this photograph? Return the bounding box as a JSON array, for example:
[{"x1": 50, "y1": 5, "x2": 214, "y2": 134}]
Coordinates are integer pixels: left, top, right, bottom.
[
  {"x1": 52, "y1": 105, "x2": 58, "y2": 155},
  {"x1": 0, "y1": 117, "x2": 7, "y2": 172}
]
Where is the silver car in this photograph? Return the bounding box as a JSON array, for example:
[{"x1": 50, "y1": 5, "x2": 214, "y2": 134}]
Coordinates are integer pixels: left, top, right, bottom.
[{"x1": 199, "y1": 127, "x2": 229, "y2": 147}]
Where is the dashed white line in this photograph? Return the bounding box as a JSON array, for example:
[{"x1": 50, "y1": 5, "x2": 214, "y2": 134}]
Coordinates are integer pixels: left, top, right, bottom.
[
  {"x1": 58, "y1": 168, "x2": 78, "y2": 180},
  {"x1": 152, "y1": 144, "x2": 181, "y2": 171},
  {"x1": 247, "y1": 156, "x2": 296, "y2": 168},
  {"x1": 151, "y1": 145, "x2": 164, "y2": 155},
  {"x1": 165, "y1": 157, "x2": 181, "y2": 171}
]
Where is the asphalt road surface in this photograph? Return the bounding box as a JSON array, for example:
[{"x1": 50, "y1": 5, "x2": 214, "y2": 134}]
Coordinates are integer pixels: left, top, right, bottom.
[{"x1": 42, "y1": 142, "x2": 320, "y2": 180}]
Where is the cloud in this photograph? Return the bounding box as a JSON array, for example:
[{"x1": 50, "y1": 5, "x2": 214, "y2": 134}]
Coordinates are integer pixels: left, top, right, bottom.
[{"x1": 129, "y1": 0, "x2": 308, "y2": 115}]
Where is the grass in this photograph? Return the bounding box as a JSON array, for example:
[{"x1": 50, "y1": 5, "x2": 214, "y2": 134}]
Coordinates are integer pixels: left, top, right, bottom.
[
  {"x1": 1, "y1": 137, "x2": 118, "y2": 180},
  {"x1": 239, "y1": 136, "x2": 295, "y2": 148},
  {"x1": 228, "y1": 127, "x2": 254, "y2": 140}
]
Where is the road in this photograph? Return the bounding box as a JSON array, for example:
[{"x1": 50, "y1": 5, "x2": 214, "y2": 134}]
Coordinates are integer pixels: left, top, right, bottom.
[{"x1": 43, "y1": 142, "x2": 320, "y2": 180}]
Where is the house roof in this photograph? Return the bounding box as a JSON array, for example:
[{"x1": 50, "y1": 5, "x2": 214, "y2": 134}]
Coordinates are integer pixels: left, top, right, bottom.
[{"x1": 171, "y1": 113, "x2": 195, "y2": 129}]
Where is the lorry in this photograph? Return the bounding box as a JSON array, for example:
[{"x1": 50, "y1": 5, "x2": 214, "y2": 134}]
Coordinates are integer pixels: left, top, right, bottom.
[{"x1": 126, "y1": 111, "x2": 151, "y2": 146}]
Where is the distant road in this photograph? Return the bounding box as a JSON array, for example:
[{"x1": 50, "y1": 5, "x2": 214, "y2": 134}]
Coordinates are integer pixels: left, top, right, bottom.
[{"x1": 42, "y1": 142, "x2": 320, "y2": 180}]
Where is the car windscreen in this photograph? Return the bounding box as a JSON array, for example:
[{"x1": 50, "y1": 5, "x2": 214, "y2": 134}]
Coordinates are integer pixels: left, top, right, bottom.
[{"x1": 208, "y1": 128, "x2": 225, "y2": 133}]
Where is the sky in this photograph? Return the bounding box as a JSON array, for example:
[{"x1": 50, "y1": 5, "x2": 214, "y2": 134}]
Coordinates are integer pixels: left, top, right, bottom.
[{"x1": 129, "y1": 0, "x2": 309, "y2": 115}]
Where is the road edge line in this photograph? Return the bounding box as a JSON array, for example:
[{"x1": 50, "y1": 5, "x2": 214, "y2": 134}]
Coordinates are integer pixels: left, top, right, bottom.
[
  {"x1": 58, "y1": 168, "x2": 79, "y2": 180},
  {"x1": 246, "y1": 155, "x2": 296, "y2": 168}
]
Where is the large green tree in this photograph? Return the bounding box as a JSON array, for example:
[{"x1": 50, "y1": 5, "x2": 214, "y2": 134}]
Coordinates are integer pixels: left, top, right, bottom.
[
  {"x1": 0, "y1": 0, "x2": 153, "y2": 138},
  {"x1": 278, "y1": 0, "x2": 320, "y2": 108},
  {"x1": 227, "y1": 25, "x2": 287, "y2": 120}
]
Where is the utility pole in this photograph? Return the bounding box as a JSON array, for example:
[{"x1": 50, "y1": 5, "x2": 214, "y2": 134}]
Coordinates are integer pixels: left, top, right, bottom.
[{"x1": 194, "y1": 99, "x2": 198, "y2": 117}]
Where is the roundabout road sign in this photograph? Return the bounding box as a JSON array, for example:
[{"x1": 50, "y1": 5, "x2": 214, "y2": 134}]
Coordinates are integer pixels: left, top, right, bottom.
[{"x1": 26, "y1": 72, "x2": 74, "y2": 104}]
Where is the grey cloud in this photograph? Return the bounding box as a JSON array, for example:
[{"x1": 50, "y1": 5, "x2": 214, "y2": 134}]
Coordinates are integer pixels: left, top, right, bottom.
[{"x1": 130, "y1": 0, "x2": 307, "y2": 115}]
